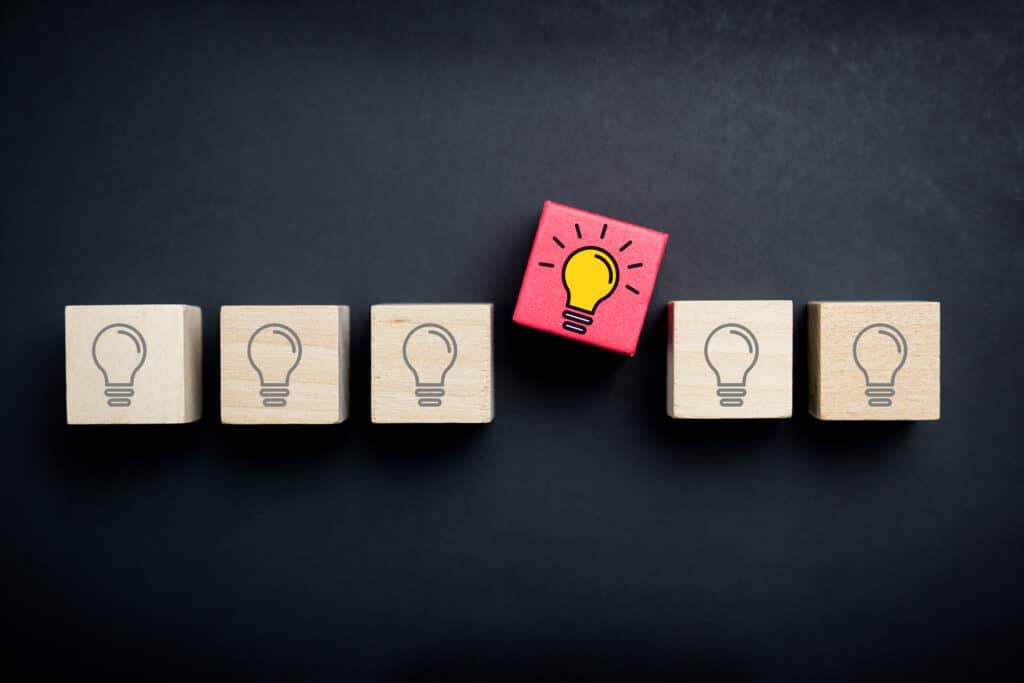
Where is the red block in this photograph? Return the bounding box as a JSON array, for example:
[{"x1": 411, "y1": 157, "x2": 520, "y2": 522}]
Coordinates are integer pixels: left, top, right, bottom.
[{"x1": 512, "y1": 201, "x2": 669, "y2": 356}]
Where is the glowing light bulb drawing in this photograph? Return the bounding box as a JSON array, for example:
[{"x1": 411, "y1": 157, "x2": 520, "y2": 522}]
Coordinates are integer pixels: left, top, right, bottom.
[
  {"x1": 703, "y1": 323, "x2": 759, "y2": 407},
  {"x1": 853, "y1": 323, "x2": 907, "y2": 407},
  {"x1": 561, "y1": 247, "x2": 618, "y2": 333},
  {"x1": 92, "y1": 323, "x2": 147, "y2": 407},
  {"x1": 247, "y1": 323, "x2": 302, "y2": 407},
  {"x1": 403, "y1": 323, "x2": 457, "y2": 407},
  {"x1": 537, "y1": 222, "x2": 645, "y2": 334}
]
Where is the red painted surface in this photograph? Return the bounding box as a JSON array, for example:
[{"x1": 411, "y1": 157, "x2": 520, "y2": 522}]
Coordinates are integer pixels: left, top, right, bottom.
[{"x1": 512, "y1": 201, "x2": 668, "y2": 356}]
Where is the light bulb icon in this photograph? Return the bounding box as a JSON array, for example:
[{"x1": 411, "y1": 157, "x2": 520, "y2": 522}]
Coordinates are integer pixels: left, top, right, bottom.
[
  {"x1": 853, "y1": 323, "x2": 907, "y2": 407},
  {"x1": 561, "y1": 246, "x2": 619, "y2": 334},
  {"x1": 92, "y1": 323, "x2": 147, "y2": 407},
  {"x1": 704, "y1": 323, "x2": 759, "y2": 407},
  {"x1": 247, "y1": 323, "x2": 302, "y2": 407},
  {"x1": 402, "y1": 323, "x2": 458, "y2": 407}
]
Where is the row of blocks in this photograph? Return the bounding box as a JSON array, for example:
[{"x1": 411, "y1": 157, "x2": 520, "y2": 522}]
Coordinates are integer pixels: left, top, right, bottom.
[{"x1": 66, "y1": 301, "x2": 940, "y2": 424}]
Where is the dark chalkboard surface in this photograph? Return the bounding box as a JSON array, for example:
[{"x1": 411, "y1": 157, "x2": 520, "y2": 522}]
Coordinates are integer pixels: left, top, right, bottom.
[{"x1": 3, "y1": 2, "x2": 1022, "y2": 680}]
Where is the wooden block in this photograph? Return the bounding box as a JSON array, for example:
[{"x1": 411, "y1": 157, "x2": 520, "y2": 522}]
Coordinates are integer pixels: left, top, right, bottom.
[
  {"x1": 65, "y1": 305, "x2": 202, "y2": 424},
  {"x1": 667, "y1": 300, "x2": 793, "y2": 419},
  {"x1": 371, "y1": 304, "x2": 493, "y2": 424},
  {"x1": 220, "y1": 306, "x2": 350, "y2": 424},
  {"x1": 512, "y1": 200, "x2": 668, "y2": 356},
  {"x1": 808, "y1": 301, "x2": 940, "y2": 421}
]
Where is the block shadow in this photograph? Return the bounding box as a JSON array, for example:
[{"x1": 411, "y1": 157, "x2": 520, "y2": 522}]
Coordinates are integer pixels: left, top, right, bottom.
[
  {"x1": 56, "y1": 422, "x2": 205, "y2": 482},
  {"x1": 504, "y1": 324, "x2": 630, "y2": 401},
  {"x1": 390, "y1": 635, "x2": 748, "y2": 683},
  {"x1": 366, "y1": 423, "x2": 488, "y2": 467}
]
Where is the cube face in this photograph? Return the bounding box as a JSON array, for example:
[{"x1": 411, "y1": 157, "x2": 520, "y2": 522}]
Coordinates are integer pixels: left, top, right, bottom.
[
  {"x1": 220, "y1": 306, "x2": 350, "y2": 424},
  {"x1": 512, "y1": 201, "x2": 668, "y2": 356},
  {"x1": 809, "y1": 302, "x2": 940, "y2": 421},
  {"x1": 667, "y1": 301, "x2": 793, "y2": 419},
  {"x1": 65, "y1": 305, "x2": 202, "y2": 424},
  {"x1": 371, "y1": 304, "x2": 493, "y2": 424}
]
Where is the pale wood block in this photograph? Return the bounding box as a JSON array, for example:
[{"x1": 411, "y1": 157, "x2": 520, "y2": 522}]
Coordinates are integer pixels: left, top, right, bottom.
[
  {"x1": 371, "y1": 304, "x2": 493, "y2": 424},
  {"x1": 667, "y1": 300, "x2": 792, "y2": 419},
  {"x1": 65, "y1": 305, "x2": 202, "y2": 424},
  {"x1": 809, "y1": 301, "x2": 940, "y2": 421},
  {"x1": 220, "y1": 306, "x2": 350, "y2": 424}
]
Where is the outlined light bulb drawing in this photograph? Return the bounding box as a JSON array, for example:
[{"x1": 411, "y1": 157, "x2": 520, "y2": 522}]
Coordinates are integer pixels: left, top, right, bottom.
[
  {"x1": 247, "y1": 323, "x2": 302, "y2": 407},
  {"x1": 92, "y1": 323, "x2": 147, "y2": 407},
  {"x1": 853, "y1": 323, "x2": 907, "y2": 407},
  {"x1": 402, "y1": 323, "x2": 458, "y2": 407},
  {"x1": 704, "y1": 323, "x2": 759, "y2": 407}
]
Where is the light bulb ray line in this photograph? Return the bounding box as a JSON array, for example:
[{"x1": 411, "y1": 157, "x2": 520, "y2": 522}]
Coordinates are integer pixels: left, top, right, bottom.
[
  {"x1": 552, "y1": 236, "x2": 565, "y2": 249},
  {"x1": 575, "y1": 223, "x2": 582, "y2": 239}
]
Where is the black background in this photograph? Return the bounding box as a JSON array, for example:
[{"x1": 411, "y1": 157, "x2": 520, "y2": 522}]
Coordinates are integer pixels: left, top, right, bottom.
[{"x1": 3, "y1": 1, "x2": 1023, "y2": 680}]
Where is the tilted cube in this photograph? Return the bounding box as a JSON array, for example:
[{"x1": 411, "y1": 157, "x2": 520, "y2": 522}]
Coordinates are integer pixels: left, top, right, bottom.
[{"x1": 513, "y1": 201, "x2": 668, "y2": 356}]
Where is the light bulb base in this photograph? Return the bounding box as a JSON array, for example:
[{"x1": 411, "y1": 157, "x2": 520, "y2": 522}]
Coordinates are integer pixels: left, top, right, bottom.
[
  {"x1": 716, "y1": 387, "x2": 746, "y2": 407},
  {"x1": 415, "y1": 386, "x2": 445, "y2": 407},
  {"x1": 865, "y1": 386, "x2": 895, "y2": 407},
  {"x1": 104, "y1": 387, "x2": 134, "y2": 407},
  {"x1": 260, "y1": 387, "x2": 289, "y2": 408},
  {"x1": 562, "y1": 310, "x2": 593, "y2": 335}
]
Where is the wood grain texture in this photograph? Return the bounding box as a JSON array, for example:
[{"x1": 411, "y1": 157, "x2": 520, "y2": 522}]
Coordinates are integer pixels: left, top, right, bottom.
[
  {"x1": 220, "y1": 306, "x2": 349, "y2": 424},
  {"x1": 65, "y1": 304, "x2": 202, "y2": 424},
  {"x1": 371, "y1": 304, "x2": 493, "y2": 424},
  {"x1": 667, "y1": 300, "x2": 792, "y2": 419},
  {"x1": 808, "y1": 301, "x2": 940, "y2": 421}
]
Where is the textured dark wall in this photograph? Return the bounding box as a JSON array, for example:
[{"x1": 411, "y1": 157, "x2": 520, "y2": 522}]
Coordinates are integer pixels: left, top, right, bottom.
[{"x1": 3, "y1": 1, "x2": 1023, "y2": 680}]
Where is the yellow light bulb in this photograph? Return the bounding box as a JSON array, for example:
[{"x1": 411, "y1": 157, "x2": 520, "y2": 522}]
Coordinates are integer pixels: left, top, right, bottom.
[{"x1": 561, "y1": 246, "x2": 619, "y2": 334}]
